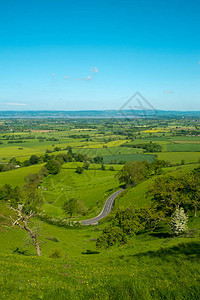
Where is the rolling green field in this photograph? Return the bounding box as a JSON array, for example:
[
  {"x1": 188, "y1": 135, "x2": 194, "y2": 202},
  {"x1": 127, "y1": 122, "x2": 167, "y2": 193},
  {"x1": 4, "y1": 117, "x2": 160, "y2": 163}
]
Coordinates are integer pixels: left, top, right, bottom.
[
  {"x1": 166, "y1": 143, "x2": 200, "y2": 152},
  {"x1": 41, "y1": 164, "x2": 121, "y2": 219},
  {"x1": 115, "y1": 163, "x2": 200, "y2": 210},
  {"x1": 103, "y1": 153, "x2": 155, "y2": 163},
  {"x1": 156, "y1": 152, "x2": 200, "y2": 163},
  {"x1": 0, "y1": 212, "x2": 200, "y2": 300},
  {"x1": 1, "y1": 117, "x2": 200, "y2": 299},
  {"x1": 0, "y1": 164, "x2": 45, "y2": 186}
]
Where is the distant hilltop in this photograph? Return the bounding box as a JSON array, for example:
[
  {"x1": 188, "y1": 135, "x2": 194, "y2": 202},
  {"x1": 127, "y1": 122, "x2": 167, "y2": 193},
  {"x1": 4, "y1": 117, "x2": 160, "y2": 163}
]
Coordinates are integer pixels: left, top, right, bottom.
[{"x1": 0, "y1": 110, "x2": 200, "y2": 118}]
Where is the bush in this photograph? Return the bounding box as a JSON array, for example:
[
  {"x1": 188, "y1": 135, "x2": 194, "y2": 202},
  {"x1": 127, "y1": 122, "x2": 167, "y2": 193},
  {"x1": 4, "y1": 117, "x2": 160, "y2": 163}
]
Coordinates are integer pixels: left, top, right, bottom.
[
  {"x1": 48, "y1": 248, "x2": 62, "y2": 258},
  {"x1": 62, "y1": 198, "x2": 86, "y2": 216},
  {"x1": 75, "y1": 166, "x2": 83, "y2": 174},
  {"x1": 96, "y1": 226, "x2": 127, "y2": 248},
  {"x1": 46, "y1": 236, "x2": 59, "y2": 242}
]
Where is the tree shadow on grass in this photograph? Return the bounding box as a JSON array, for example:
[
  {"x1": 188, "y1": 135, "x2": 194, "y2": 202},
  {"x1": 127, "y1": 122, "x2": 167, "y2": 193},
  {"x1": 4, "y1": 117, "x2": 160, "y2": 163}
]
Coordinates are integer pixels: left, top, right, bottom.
[
  {"x1": 105, "y1": 188, "x2": 114, "y2": 193},
  {"x1": 12, "y1": 247, "x2": 33, "y2": 256},
  {"x1": 81, "y1": 249, "x2": 100, "y2": 255},
  {"x1": 129, "y1": 242, "x2": 200, "y2": 261},
  {"x1": 150, "y1": 232, "x2": 172, "y2": 238}
]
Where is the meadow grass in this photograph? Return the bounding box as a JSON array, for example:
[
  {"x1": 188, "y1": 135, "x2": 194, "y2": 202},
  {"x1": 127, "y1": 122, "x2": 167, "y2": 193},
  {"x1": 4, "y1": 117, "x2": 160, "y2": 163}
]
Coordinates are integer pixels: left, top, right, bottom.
[
  {"x1": 166, "y1": 143, "x2": 200, "y2": 152},
  {"x1": 0, "y1": 164, "x2": 45, "y2": 186},
  {"x1": 74, "y1": 146, "x2": 143, "y2": 157},
  {"x1": 156, "y1": 152, "x2": 200, "y2": 163},
  {"x1": 115, "y1": 163, "x2": 200, "y2": 211},
  {"x1": 1, "y1": 121, "x2": 200, "y2": 299},
  {"x1": 41, "y1": 165, "x2": 121, "y2": 219},
  {"x1": 0, "y1": 217, "x2": 200, "y2": 299},
  {"x1": 103, "y1": 153, "x2": 155, "y2": 163}
]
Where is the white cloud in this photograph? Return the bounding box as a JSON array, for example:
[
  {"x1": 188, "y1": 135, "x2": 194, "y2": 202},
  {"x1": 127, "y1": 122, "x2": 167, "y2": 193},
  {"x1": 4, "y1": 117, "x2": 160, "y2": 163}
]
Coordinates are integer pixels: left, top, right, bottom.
[
  {"x1": 3, "y1": 102, "x2": 27, "y2": 106},
  {"x1": 78, "y1": 75, "x2": 92, "y2": 81},
  {"x1": 163, "y1": 90, "x2": 174, "y2": 94},
  {"x1": 64, "y1": 75, "x2": 70, "y2": 80},
  {"x1": 91, "y1": 66, "x2": 99, "y2": 73}
]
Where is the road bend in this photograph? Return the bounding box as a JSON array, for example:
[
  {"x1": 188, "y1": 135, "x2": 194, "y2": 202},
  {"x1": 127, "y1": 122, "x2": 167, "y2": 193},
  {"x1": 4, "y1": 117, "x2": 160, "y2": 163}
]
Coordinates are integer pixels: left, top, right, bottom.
[{"x1": 81, "y1": 188, "x2": 124, "y2": 225}]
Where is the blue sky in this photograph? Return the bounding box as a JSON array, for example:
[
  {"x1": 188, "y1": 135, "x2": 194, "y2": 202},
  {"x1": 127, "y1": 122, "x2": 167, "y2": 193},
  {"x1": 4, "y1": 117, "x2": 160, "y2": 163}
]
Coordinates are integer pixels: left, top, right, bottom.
[{"x1": 0, "y1": 0, "x2": 200, "y2": 111}]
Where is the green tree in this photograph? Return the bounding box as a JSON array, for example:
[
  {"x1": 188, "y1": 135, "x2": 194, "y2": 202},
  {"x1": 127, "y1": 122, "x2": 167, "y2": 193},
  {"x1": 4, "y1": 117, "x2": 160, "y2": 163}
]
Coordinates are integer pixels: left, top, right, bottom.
[
  {"x1": 93, "y1": 156, "x2": 103, "y2": 164},
  {"x1": 63, "y1": 198, "x2": 77, "y2": 216},
  {"x1": 117, "y1": 161, "x2": 150, "y2": 186},
  {"x1": 29, "y1": 155, "x2": 39, "y2": 165},
  {"x1": 113, "y1": 208, "x2": 143, "y2": 235},
  {"x1": 83, "y1": 161, "x2": 90, "y2": 170},
  {"x1": 181, "y1": 168, "x2": 200, "y2": 217},
  {"x1": 148, "y1": 175, "x2": 184, "y2": 216},
  {"x1": 62, "y1": 198, "x2": 86, "y2": 216},
  {"x1": 75, "y1": 166, "x2": 83, "y2": 174},
  {"x1": 100, "y1": 163, "x2": 105, "y2": 170},
  {"x1": 45, "y1": 159, "x2": 61, "y2": 174}
]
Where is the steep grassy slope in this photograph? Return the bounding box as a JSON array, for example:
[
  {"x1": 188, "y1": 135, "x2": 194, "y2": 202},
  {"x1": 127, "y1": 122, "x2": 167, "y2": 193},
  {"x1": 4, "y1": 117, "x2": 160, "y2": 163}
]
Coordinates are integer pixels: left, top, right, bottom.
[{"x1": 0, "y1": 215, "x2": 200, "y2": 299}]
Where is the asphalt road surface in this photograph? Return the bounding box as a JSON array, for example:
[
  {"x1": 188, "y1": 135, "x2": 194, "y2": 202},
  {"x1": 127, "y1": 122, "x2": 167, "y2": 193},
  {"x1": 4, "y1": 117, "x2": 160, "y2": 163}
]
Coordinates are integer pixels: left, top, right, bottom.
[{"x1": 81, "y1": 188, "x2": 124, "y2": 225}]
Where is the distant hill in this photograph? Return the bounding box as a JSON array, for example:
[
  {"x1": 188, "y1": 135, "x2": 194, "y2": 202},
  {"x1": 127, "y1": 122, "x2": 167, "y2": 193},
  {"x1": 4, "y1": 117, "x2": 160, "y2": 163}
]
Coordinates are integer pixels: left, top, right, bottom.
[{"x1": 0, "y1": 110, "x2": 200, "y2": 118}]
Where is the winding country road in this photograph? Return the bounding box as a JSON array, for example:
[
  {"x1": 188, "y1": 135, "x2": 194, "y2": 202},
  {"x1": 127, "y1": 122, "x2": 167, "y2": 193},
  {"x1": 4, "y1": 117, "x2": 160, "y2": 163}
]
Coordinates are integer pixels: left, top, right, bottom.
[{"x1": 81, "y1": 188, "x2": 124, "y2": 225}]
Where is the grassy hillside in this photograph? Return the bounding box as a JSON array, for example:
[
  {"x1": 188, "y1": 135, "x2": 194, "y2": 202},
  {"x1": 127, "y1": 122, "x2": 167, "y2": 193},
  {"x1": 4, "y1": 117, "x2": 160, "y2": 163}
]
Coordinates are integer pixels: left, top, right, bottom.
[
  {"x1": 0, "y1": 215, "x2": 200, "y2": 299},
  {"x1": 41, "y1": 163, "x2": 122, "y2": 219},
  {"x1": 156, "y1": 152, "x2": 200, "y2": 163},
  {"x1": 1, "y1": 118, "x2": 200, "y2": 299},
  {"x1": 0, "y1": 164, "x2": 45, "y2": 186},
  {"x1": 115, "y1": 163, "x2": 200, "y2": 211}
]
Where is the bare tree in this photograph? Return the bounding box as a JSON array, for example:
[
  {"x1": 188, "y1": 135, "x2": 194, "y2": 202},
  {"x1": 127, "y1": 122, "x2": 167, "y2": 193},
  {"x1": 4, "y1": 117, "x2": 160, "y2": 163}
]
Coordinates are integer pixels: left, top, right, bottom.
[{"x1": 11, "y1": 204, "x2": 42, "y2": 256}]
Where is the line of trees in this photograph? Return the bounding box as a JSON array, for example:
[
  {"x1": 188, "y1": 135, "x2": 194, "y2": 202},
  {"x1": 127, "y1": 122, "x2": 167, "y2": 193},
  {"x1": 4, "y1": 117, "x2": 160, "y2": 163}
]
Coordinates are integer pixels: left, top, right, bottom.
[
  {"x1": 0, "y1": 147, "x2": 106, "y2": 173},
  {"x1": 116, "y1": 159, "x2": 169, "y2": 187},
  {"x1": 121, "y1": 142, "x2": 162, "y2": 152}
]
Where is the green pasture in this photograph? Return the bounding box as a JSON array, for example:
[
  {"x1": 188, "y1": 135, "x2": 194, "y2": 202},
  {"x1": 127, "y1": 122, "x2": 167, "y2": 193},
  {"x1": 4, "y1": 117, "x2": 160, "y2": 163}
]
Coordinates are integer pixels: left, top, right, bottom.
[
  {"x1": 114, "y1": 179, "x2": 153, "y2": 210},
  {"x1": 74, "y1": 146, "x2": 144, "y2": 158},
  {"x1": 169, "y1": 136, "x2": 200, "y2": 141},
  {"x1": 166, "y1": 143, "x2": 200, "y2": 152},
  {"x1": 0, "y1": 164, "x2": 44, "y2": 187},
  {"x1": 0, "y1": 140, "x2": 130, "y2": 162},
  {"x1": 115, "y1": 163, "x2": 199, "y2": 211},
  {"x1": 1, "y1": 118, "x2": 200, "y2": 299},
  {"x1": 81, "y1": 139, "x2": 129, "y2": 148},
  {"x1": 156, "y1": 152, "x2": 200, "y2": 163},
  {"x1": 41, "y1": 165, "x2": 121, "y2": 219},
  {"x1": 103, "y1": 153, "x2": 155, "y2": 163},
  {"x1": 0, "y1": 212, "x2": 200, "y2": 299}
]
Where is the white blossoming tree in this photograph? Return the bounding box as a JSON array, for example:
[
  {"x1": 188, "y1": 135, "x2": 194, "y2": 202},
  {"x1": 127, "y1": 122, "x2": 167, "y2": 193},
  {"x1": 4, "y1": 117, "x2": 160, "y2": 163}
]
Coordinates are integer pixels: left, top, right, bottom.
[{"x1": 171, "y1": 207, "x2": 188, "y2": 236}]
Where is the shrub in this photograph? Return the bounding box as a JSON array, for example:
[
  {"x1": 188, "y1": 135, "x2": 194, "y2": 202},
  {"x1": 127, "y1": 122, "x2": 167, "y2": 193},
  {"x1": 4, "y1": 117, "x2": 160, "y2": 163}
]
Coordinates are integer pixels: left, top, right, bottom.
[
  {"x1": 75, "y1": 166, "x2": 83, "y2": 174},
  {"x1": 46, "y1": 236, "x2": 59, "y2": 242},
  {"x1": 48, "y1": 248, "x2": 62, "y2": 258},
  {"x1": 96, "y1": 226, "x2": 127, "y2": 248}
]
